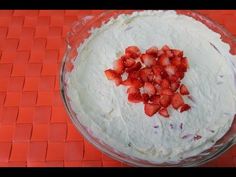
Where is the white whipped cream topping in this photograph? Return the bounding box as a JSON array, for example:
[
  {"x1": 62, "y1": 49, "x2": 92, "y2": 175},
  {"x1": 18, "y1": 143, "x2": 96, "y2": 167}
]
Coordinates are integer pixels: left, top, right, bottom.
[{"x1": 66, "y1": 10, "x2": 236, "y2": 163}]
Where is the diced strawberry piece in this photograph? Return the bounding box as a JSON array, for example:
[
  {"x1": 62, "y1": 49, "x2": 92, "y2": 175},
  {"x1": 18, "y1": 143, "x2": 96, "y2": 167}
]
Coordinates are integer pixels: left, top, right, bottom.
[
  {"x1": 166, "y1": 50, "x2": 174, "y2": 58},
  {"x1": 125, "y1": 46, "x2": 141, "y2": 59},
  {"x1": 160, "y1": 95, "x2": 171, "y2": 107},
  {"x1": 152, "y1": 65, "x2": 163, "y2": 75},
  {"x1": 172, "y1": 49, "x2": 183, "y2": 57},
  {"x1": 147, "y1": 74, "x2": 154, "y2": 82},
  {"x1": 113, "y1": 58, "x2": 124, "y2": 74},
  {"x1": 159, "y1": 54, "x2": 170, "y2": 66},
  {"x1": 139, "y1": 68, "x2": 153, "y2": 82},
  {"x1": 169, "y1": 75, "x2": 179, "y2": 82},
  {"x1": 150, "y1": 95, "x2": 160, "y2": 104},
  {"x1": 178, "y1": 58, "x2": 188, "y2": 72},
  {"x1": 153, "y1": 75, "x2": 162, "y2": 85},
  {"x1": 157, "y1": 49, "x2": 165, "y2": 57},
  {"x1": 127, "y1": 87, "x2": 139, "y2": 94},
  {"x1": 122, "y1": 78, "x2": 132, "y2": 86},
  {"x1": 126, "y1": 62, "x2": 142, "y2": 73},
  {"x1": 142, "y1": 93, "x2": 150, "y2": 104},
  {"x1": 160, "y1": 70, "x2": 169, "y2": 79},
  {"x1": 146, "y1": 47, "x2": 158, "y2": 57},
  {"x1": 178, "y1": 64, "x2": 187, "y2": 73},
  {"x1": 114, "y1": 77, "x2": 122, "y2": 86},
  {"x1": 171, "y1": 57, "x2": 182, "y2": 66},
  {"x1": 175, "y1": 71, "x2": 185, "y2": 80},
  {"x1": 158, "y1": 108, "x2": 169, "y2": 118},
  {"x1": 122, "y1": 78, "x2": 143, "y2": 88},
  {"x1": 170, "y1": 81, "x2": 180, "y2": 92},
  {"x1": 161, "y1": 45, "x2": 170, "y2": 51},
  {"x1": 128, "y1": 71, "x2": 140, "y2": 79},
  {"x1": 165, "y1": 65, "x2": 177, "y2": 76},
  {"x1": 128, "y1": 92, "x2": 143, "y2": 103},
  {"x1": 161, "y1": 88, "x2": 173, "y2": 96},
  {"x1": 144, "y1": 103, "x2": 161, "y2": 117},
  {"x1": 104, "y1": 69, "x2": 118, "y2": 80},
  {"x1": 124, "y1": 58, "x2": 136, "y2": 68},
  {"x1": 171, "y1": 93, "x2": 184, "y2": 109},
  {"x1": 180, "y1": 84, "x2": 190, "y2": 95},
  {"x1": 130, "y1": 79, "x2": 143, "y2": 88},
  {"x1": 180, "y1": 104, "x2": 191, "y2": 112},
  {"x1": 181, "y1": 57, "x2": 189, "y2": 68},
  {"x1": 154, "y1": 84, "x2": 162, "y2": 95},
  {"x1": 141, "y1": 54, "x2": 156, "y2": 67},
  {"x1": 161, "y1": 79, "x2": 170, "y2": 89},
  {"x1": 144, "y1": 82, "x2": 156, "y2": 96}
]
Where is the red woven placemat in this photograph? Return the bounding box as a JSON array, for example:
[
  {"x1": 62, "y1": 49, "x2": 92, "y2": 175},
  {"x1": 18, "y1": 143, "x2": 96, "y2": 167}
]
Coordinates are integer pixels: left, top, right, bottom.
[{"x1": 0, "y1": 10, "x2": 236, "y2": 167}]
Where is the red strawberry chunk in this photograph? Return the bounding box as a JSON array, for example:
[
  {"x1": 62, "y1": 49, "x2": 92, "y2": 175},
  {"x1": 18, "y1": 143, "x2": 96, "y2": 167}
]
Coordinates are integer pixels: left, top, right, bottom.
[
  {"x1": 166, "y1": 50, "x2": 174, "y2": 58},
  {"x1": 146, "y1": 47, "x2": 158, "y2": 57},
  {"x1": 142, "y1": 93, "x2": 150, "y2": 104},
  {"x1": 161, "y1": 45, "x2": 170, "y2": 51},
  {"x1": 141, "y1": 54, "x2": 156, "y2": 67},
  {"x1": 113, "y1": 58, "x2": 124, "y2": 74},
  {"x1": 150, "y1": 95, "x2": 160, "y2": 105},
  {"x1": 144, "y1": 82, "x2": 156, "y2": 96},
  {"x1": 140, "y1": 68, "x2": 153, "y2": 82},
  {"x1": 180, "y1": 84, "x2": 190, "y2": 95},
  {"x1": 159, "y1": 108, "x2": 169, "y2": 118},
  {"x1": 181, "y1": 57, "x2": 189, "y2": 68},
  {"x1": 169, "y1": 75, "x2": 179, "y2": 82},
  {"x1": 160, "y1": 95, "x2": 171, "y2": 107},
  {"x1": 144, "y1": 103, "x2": 161, "y2": 117},
  {"x1": 130, "y1": 79, "x2": 143, "y2": 88},
  {"x1": 178, "y1": 58, "x2": 188, "y2": 73},
  {"x1": 161, "y1": 79, "x2": 170, "y2": 89},
  {"x1": 180, "y1": 104, "x2": 191, "y2": 112},
  {"x1": 125, "y1": 46, "x2": 141, "y2": 59},
  {"x1": 122, "y1": 78, "x2": 143, "y2": 88},
  {"x1": 126, "y1": 62, "x2": 142, "y2": 73},
  {"x1": 114, "y1": 77, "x2": 122, "y2": 86},
  {"x1": 153, "y1": 75, "x2": 162, "y2": 85},
  {"x1": 152, "y1": 65, "x2": 163, "y2": 76},
  {"x1": 154, "y1": 84, "x2": 162, "y2": 95},
  {"x1": 171, "y1": 57, "x2": 182, "y2": 66},
  {"x1": 160, "y1": 70, "x2": 168, "y2": 79},
  {"x1": 147, "y1": 74, "x2": 154, "y2": 82},
  {"x1": 128, "y1": 92, "x2": 143, "y2": 103},
  {"x1": 172, "y1": 49, "x2": 183, "y2": 57},
  {"x1": 170, "y1": 81, "x2": 180, "y2": 92},
  {"x1": 165, "y1": 65, "x2": 177, "y2": 76},
  {"x1": 161, "y1": 88, "x2": 173, "y2": 96},
  {"x1": 127, "y1": 87, "x2": 139, "y2": 94},
  {"x1": 157, "y1": 49, "x2": 165, "y2": 57},
  {"x1": 104, "y1": 69, "x2": 118, "y2": 80},
  {"x1": 178, "y1": 63, "x2": 188, "y2": 73},
  {"x1": 128, "y1": 71, "x2": 140, "y2": 79},
  {"x1": 124, "y1": 58, "x2": 136, "y2": 68},
  {"x1": 171, "y1": 93, "x2": 184, "y2": 109},
  {"x1": 175, "y1": 71, "x2": 185, "y2": 80},
  {"x1": 159, "y1": 54, "x2": 170, "y2": 66},
  {"x1": 122, "y1": 78, "x2": 132, "y2": 86}
]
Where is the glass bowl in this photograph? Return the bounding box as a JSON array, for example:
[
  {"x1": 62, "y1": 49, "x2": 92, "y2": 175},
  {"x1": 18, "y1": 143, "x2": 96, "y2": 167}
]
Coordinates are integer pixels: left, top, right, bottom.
[{"x1": 60, "y1": 10, "x2": 236, "y2": 167}]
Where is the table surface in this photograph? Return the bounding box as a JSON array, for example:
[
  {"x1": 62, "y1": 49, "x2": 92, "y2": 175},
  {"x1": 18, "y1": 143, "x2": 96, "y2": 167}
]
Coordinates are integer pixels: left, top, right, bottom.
[{"x1": 0, "y1": 10, "x2": 236, "y2": 167}]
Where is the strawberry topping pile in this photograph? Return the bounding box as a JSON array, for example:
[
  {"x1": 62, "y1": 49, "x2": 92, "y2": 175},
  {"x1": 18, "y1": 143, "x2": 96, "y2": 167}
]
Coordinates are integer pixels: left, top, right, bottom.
[{"x1": 104, "y1": 45, "x2": 191, "y2": 118}]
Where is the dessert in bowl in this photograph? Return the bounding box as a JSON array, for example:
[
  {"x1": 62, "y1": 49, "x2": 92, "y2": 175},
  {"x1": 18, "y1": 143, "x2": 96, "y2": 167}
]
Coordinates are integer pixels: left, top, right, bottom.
[{"x1": 60, "y1": 10, "x2": 236, "y2": 166}]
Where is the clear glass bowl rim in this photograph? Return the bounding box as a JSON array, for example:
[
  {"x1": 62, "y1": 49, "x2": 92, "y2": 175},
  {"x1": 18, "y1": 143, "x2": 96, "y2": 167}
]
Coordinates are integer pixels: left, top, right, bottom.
[{"x1": 60, "y1": 10, "x2": 236, "y2": 167}]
